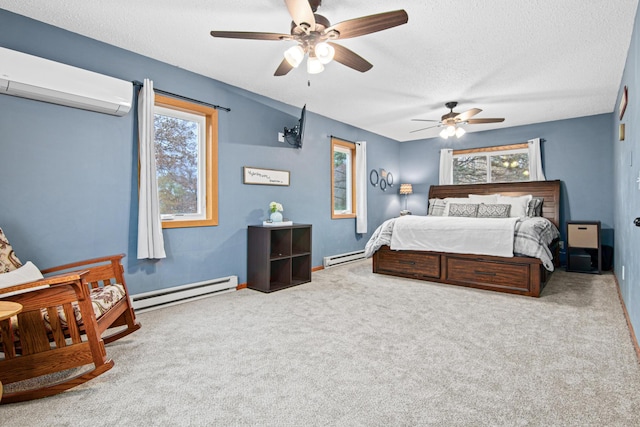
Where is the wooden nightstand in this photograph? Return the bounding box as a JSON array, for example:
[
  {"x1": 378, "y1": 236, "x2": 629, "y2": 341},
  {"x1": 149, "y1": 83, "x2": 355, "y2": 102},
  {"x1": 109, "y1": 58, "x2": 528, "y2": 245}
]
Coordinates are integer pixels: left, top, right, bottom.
[{"x1": 566, "y1": 221, "x2": 601, "y2": 274}]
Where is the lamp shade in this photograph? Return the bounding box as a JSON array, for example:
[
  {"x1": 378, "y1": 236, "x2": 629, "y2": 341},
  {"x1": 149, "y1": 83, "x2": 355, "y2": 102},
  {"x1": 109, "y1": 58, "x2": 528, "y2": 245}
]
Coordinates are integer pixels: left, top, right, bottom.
[{"x1": 399, "y1": 183, "x2": 413, "y2": 195}]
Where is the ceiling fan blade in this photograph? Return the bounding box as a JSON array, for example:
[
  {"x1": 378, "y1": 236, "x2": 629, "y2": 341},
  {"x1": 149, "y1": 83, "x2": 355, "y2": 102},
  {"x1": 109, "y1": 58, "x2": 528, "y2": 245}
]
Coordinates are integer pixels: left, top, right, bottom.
[
  {"x1": 454, "y1": 108, "x2": 482, "y2": 122},
  {"x1": 466, "y1": 118, "x2": 505, "y2": 124},
  {"x1": 410, "y1": 125, "x2": 441, "y2": 133},
  {"x1": 411, "y1": 119, "x2": 441, "y2": 122},
  {"x1": 274, "y1": 58, "x2": 294, "y2": 76},
  {"x1": 328, "y1": 42, "x2": 372, "y2": 72},
  {"x1": 324, "y1": 10, "x2": 408, "y2": 40},
  {"x1": 284, "y1": 0, "x2": 316, "y2": 31},
  {"x1": 210, "y1": 31, "x2": 292, "y2": 41}
]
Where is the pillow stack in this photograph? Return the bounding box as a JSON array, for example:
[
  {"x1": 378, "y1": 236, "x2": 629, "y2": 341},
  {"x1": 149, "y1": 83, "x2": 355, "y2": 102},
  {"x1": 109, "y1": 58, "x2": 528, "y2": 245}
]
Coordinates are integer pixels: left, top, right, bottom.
[{"x1": 427, "y1": 194, "x2": 544, "y2": 219}]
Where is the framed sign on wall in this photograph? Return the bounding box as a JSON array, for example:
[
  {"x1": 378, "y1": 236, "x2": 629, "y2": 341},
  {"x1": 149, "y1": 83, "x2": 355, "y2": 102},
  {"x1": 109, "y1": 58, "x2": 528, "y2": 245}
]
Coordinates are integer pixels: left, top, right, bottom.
[{"x1": 243, "y1": 167, "x2": 290, "y2": 186}]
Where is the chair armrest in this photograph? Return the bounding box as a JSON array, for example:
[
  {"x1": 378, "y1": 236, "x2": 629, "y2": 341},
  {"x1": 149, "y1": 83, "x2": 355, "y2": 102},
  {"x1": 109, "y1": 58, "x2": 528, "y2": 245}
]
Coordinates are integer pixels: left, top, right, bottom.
[
  {"x1": 0, "y1": 270, "x2": 90, "y2": 300},
  {"x1": 40, "y1": 254, "x2": 126, "y2": 275}
]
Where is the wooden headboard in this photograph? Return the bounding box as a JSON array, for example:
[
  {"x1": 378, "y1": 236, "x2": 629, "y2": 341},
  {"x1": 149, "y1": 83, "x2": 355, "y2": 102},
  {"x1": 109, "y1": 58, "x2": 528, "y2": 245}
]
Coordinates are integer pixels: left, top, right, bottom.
[{"x1": 428, "y1": 180, "x2": 561, "y2": 228}]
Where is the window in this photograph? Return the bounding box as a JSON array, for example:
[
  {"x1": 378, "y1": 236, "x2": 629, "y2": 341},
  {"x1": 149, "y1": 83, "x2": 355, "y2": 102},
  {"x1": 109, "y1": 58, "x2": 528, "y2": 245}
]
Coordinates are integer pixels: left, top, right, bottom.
[
  {"x1": 154, "y1": 94, "x2": 218, "y2": 228},
  {"x1": 453, "y1": 143, "x2": 530, "y2": 184},
  {"x1": 331, "y1": 137, "x2": 356, "y2": 219}
]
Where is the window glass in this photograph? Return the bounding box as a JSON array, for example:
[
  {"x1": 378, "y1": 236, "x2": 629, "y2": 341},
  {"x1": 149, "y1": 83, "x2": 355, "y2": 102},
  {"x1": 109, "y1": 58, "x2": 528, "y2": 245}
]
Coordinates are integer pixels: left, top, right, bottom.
[
  {"x1": 490, "y1": 153, "x2": 529, "y2": 182},
  {"x1": 453, "y1": 155, "x2": 487, "y2": 184},
  {"x1": 452, "y1": 146, "x2": 529, "y2": 184},
  {"x1": 155, "y1": 106, "x2": 205, "y2": 218},
  {"x1": 331, "y1": 138, "x2": 356, "y2": 218},
  {"x1": 153, "y1": 95, "x2": 218, "y2": 228}
]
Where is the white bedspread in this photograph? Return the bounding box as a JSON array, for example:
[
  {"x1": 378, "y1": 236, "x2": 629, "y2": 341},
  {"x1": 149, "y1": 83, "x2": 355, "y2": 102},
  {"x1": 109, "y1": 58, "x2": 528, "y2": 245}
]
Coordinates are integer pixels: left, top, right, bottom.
[{"x1": 389, "y1": 215, "x2": 519, "y2": 258}]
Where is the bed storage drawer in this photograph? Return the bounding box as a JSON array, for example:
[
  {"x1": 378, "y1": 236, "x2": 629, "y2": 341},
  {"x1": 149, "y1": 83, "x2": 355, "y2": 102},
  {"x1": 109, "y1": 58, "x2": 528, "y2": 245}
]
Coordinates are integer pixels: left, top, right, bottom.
[
  {"x1": 445, "y1": 257, "x2": 530, "y2": 290},
  {"x1": 375, "y1": 248, "x2": 440, "y2": 279}
]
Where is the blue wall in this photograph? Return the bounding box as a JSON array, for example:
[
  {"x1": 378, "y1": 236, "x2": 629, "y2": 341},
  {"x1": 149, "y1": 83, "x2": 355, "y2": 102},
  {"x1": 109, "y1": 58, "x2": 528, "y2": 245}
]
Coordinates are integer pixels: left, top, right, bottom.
[
  {"x1": 614, "y1": 3, "x2": 640, "y2": 344},
  {"x1": 0, "y1": 6, "x2": 629, "y2": 339},
  {"x1": 0, "y1": 10, "x2": 400, "y2": 293}
]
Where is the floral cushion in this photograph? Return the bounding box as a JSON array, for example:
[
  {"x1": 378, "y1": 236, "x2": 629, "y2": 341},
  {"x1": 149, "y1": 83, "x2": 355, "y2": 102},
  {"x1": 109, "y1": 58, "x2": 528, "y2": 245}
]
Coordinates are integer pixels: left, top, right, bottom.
[
  {"x1": 42, "y1": 283, "x2": 126, "y2": 327},
  {"x1": 0, "y1": 228, "x2": 23, "y2": 273},
  {"x1": 2, "y1": 283, "x2": 125, "y2": 342}
]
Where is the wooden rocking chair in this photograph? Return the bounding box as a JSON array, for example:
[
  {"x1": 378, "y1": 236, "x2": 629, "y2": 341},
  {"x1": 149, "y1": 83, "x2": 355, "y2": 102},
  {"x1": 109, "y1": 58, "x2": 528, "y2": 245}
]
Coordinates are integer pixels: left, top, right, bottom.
[{"x1": 0, "y1": 254, "x2": 140, "y2": 403}]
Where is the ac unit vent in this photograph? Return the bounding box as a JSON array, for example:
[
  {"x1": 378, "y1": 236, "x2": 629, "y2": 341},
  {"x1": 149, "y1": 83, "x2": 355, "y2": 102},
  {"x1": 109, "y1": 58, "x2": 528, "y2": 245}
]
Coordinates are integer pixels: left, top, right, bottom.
[{"x1": 0, "y1": 47, "x2": 132, "y2": 116}]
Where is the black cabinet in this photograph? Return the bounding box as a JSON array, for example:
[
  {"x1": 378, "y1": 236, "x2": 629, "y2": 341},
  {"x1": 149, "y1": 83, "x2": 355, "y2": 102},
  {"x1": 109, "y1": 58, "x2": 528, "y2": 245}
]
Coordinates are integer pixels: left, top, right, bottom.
[
  {"x1": 247, "y1": 224, "x2": 312, "y2": 292},
  {"x1": 566, "y1": 221, "x2": 601, "y2": 274}
]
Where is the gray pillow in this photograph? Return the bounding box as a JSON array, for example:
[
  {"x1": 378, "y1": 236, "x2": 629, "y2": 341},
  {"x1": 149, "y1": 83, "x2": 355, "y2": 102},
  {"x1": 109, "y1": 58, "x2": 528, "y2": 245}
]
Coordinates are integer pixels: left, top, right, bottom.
[
  {"x1": 477, "y1": 203, "x2": 511, "y2": 218},
  {"x1": 448, "y1": 203, "x2": 479, "y2": 217},
  {"x1": 428, "y1": 198, "x2": 447, "y2": 216},
  {"x1": 527, "y1": 197, "x2": 543, "y2": 217}
]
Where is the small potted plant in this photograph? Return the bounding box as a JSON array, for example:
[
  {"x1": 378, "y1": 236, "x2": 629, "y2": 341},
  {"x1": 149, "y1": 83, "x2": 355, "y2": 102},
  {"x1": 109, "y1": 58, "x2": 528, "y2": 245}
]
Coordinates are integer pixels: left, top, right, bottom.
[{"x1": 269, "y1": 201, "x2": 283, "y2": 223}]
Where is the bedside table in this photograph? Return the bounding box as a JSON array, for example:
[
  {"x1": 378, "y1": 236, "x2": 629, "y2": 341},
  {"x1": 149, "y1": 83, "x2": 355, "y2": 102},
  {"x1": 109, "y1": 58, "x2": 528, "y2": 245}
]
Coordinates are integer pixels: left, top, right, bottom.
[{"x1": 566, "y1": 221, "x2": 601, "y2": 274}]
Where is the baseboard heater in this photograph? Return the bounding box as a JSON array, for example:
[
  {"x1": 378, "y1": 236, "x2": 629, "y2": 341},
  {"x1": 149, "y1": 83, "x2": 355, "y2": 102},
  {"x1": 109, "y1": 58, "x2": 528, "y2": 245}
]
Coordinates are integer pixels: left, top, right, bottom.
[
  {"x1": 323, "y1": 250, "x2": 366, "y2": 268},
  {"x1": 131, "y1": 275, "x2": 238, "y2": 313}
]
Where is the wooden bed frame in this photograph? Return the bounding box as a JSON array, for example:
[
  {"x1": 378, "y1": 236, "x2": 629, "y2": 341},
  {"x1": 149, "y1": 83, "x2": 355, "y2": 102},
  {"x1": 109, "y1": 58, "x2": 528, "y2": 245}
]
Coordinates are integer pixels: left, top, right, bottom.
[{"x1": 372, "y1": 180, "x2": 561, "y2": 297}]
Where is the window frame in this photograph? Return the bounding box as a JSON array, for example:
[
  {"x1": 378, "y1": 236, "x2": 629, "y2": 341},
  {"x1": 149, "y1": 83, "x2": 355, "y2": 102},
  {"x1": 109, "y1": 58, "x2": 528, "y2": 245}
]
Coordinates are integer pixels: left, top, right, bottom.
[
  {"x1": 331, "y1": 137, "x2": 357, "y2": 219},
  {"x1": 452, "y1": 143, "x2": 530, "y2": 185},
  {"x1": 153, "y1": 94, "x2": 218, "y2": 229}
]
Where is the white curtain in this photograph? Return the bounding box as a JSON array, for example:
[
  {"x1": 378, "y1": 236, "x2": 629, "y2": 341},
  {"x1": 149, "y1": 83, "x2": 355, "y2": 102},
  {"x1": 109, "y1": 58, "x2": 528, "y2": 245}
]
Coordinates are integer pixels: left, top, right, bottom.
[
  {"x1": 137, "y1": 79, "x2": 166, "y2": 259},
  {"x1": 439, "y1": 149, "x2": 453, "y2": 185},
  {"x1": 355, "y1": 141, "x2": 368, "y2": 234},
  {"x1": 527, "y1": 138, "x2": 546, "y2": 181}
]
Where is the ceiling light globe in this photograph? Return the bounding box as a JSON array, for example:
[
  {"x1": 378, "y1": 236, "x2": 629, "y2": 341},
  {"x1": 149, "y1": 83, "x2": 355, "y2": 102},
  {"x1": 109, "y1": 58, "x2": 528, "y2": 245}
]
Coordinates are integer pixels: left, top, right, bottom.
[
  {"x1": 307, "y1": 56, "x2": 324, "y2": 74},
  {"x1": 439, "y1": 128, "x2": 449, "y2": 139},
  {"x1": 315, "y1": 42, "x2": 335, "y2": 64},
  {"x1": 284, "y1": 45, "x2": 304, "y2": 68},
  {"x1": 446, "y1": 125, "x2": 456, "y2": 136},
  {"x1": 455, "y1": 127, "x2": 466, "y2": 138}
]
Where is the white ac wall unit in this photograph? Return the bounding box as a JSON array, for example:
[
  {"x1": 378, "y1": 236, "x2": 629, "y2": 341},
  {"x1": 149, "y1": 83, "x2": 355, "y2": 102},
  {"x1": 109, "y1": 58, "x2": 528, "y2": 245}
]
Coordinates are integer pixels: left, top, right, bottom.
[{"x1": 0, "y1": 46, "x2": 132, "y2": 116}]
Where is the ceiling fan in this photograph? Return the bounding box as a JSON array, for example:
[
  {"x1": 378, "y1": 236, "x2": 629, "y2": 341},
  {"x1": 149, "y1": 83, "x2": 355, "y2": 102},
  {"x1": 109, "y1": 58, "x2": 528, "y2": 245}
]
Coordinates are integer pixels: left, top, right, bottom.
[
  {"x1": 210, "y1": 0, "x2": 408, "y2": 76},
  {"x1": 411, "y1": 102, "x2": 505, "y2": 138}
]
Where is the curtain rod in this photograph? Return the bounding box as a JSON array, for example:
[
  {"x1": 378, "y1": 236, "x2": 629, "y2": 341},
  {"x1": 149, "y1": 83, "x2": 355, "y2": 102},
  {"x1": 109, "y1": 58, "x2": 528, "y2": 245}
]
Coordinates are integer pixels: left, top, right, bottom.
[
  {"x1": 132, "y1": 80, "x2": 230, "y2": 112},
  {"x1": 329, "y1": 135, "x2": 358, "y2": 144}
]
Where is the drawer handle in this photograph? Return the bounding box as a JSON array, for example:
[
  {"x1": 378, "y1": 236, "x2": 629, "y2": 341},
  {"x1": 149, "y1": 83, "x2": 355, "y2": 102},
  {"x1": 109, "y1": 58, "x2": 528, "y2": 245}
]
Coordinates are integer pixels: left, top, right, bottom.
[
  {"x1": 400, "y1": 260, "x2": 416, "y2": 265},
  {"x1": 475, "y1": 271, "x2": 496, "y2": 276},
  {"x1": 577, "y1": 227, "x2": 588, "y2": 230}
]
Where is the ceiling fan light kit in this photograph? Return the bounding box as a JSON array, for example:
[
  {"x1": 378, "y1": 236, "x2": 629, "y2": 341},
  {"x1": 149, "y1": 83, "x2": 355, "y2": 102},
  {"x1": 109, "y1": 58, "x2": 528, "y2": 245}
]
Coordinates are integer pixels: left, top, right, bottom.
[
  {"x1": 413, "y1": 101, "x2": 504, "y2": 139},
  {"x1": 210, "y1": 0, "x2": 408, "y2": 76}
]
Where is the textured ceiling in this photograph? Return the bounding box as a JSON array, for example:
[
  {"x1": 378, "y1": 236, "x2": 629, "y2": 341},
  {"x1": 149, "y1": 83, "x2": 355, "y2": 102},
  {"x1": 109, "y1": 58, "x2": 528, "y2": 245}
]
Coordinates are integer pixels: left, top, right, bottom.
[{"x1": 1, "y1": 0, "x2": 638, "y2": 142}]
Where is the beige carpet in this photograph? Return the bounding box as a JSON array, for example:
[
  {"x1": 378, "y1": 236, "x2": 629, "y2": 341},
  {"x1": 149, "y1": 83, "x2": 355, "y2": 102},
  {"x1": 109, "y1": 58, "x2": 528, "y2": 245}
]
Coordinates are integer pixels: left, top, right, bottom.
[{"x1": 2, "y1": 260, "x2": 639, "y2": 426}]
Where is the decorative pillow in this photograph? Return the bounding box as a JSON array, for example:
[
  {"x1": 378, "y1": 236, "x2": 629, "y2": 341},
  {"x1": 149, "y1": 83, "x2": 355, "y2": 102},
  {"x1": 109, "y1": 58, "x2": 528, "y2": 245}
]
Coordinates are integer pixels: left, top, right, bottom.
[
  {"x1": 495, "y1": 194, "x2": 533, "y2": 218},
  {"x1": 527, "y1": 197, "x2": 544, "y2": 217},
  {"x1": 447, "y1": 203, "x2": 479, "y2": 217},
  {"x1": 468, "y1": 194, "x2": 498, "y2": 204},
  {"x1": 443, "y1": 197, "x2": 471, "y2": 216},
  {"x1": 428, "y1": 198, "x2": 447, "y2": 216},
  {"x1": 0, "y1": 261, "x2": 47, "y2": 297},
  {"x1": 477, "y1": 203, "x2": 511, "y2": 218},
  {"x1": 0, "y1": 227, "x2": 23, "y2": 273}
]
